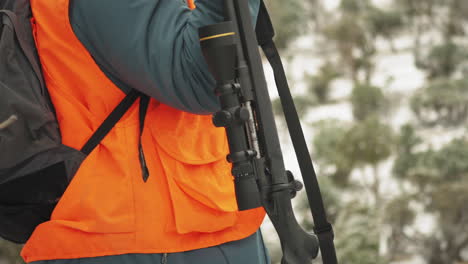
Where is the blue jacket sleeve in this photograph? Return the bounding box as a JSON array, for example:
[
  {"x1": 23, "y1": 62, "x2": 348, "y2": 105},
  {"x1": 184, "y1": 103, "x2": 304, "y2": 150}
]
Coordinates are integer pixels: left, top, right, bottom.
[{"x1": 70, "y1": 0, "x2": 261, "y2": 114}]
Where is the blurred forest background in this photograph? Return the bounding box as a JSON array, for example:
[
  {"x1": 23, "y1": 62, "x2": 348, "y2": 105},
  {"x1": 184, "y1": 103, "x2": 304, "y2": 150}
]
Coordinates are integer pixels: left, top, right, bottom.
[
  {"x1": 1, "y1": 0, "x2": 468, "y2": 263},
  {"x1": 263, "y1": 0, "x2": 468, "y2": 263}
]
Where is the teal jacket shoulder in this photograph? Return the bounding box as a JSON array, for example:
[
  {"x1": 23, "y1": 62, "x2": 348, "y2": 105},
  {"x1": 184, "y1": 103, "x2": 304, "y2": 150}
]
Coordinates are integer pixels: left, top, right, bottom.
[{"x1": 69, "y1": 0, "x2": 260, "y2": 114}]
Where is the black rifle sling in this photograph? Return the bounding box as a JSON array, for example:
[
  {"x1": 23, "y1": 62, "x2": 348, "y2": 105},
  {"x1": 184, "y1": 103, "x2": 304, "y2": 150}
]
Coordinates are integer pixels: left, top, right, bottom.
[
  {"x1": 256, "y1": 2, "x2": 338, "y2": 264},
  {"x1": 81, "y1": 89, "x2": 141, "y2": 155}
]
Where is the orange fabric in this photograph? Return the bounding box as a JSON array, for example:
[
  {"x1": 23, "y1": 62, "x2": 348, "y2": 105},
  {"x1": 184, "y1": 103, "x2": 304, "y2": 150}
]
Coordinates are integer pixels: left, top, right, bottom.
[
  {"x1": 21, "y1": 0, "x2": 265, "y2": 262},
  {"x1": 187, "y1": 0, "x2": 196, "y2": 10}
]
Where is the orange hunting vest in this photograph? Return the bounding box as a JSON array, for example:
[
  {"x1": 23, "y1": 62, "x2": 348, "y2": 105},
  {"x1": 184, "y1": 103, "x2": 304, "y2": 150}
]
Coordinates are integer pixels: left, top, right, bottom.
[{"x1": 21, "y1": 0, "x2": 265, "y2": 262}]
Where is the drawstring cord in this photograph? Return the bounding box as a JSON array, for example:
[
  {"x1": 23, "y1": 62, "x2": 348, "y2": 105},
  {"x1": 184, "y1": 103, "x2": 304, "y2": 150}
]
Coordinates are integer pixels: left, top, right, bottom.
[{"x1": 0, "y1": 115, "x2": 18, "y2": 130}]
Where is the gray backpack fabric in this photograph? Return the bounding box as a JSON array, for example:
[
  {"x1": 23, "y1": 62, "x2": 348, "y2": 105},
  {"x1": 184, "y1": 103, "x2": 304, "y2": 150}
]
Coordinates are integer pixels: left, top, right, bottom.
[{"x1": 0, "y1": 0, "x2": 142, "y2": 243}]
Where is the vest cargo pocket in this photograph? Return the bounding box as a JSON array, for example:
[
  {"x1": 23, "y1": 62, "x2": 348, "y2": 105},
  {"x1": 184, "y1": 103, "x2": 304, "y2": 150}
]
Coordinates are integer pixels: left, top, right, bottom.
[{"x1": 151, "y1": 105, "x2": 239, "y2": 234}]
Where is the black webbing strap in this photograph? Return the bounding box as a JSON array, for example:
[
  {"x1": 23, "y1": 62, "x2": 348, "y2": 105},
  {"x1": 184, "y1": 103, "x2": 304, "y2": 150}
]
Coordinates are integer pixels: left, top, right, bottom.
[
  {"x1": 256, "y1": 2, "x2": 338, "y2": 264},
  {"x1": 81, "y1": 89, "x2": 141, "y2": 155},
  {"x1": 138, "y1": 95, "x2": 150, "y2": 182},
  {"x1": 139, "y1": 95, "x2": 150, "y2": 136}
]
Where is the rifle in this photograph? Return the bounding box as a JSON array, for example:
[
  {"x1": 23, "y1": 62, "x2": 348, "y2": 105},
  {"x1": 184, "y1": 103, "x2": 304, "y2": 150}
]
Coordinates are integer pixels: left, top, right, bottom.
[{"x1": 198, "y1": 1, "x2": 338, "y2": 263}]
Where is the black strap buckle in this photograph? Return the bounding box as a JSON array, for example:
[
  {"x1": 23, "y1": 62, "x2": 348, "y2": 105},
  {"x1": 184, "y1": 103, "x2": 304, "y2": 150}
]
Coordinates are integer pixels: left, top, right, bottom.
[{"x1": 313, "y1": 223, "x2": 334, "y2": 238}]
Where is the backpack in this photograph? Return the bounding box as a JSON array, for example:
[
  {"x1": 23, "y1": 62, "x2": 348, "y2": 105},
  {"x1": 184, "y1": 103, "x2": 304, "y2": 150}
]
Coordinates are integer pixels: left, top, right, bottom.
[{"x1": 0, "y1": 0, "x2": 143, "y2": 243}]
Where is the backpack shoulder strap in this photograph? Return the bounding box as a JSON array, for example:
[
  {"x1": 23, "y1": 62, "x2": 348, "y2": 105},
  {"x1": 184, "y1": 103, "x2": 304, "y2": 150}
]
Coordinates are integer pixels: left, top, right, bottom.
[
  {"x1": 0, "y1": 10, "x2": 44, "y2": 90},
  {"x1": 1, "y1": 9, "x2": 139, "y2": 157}
]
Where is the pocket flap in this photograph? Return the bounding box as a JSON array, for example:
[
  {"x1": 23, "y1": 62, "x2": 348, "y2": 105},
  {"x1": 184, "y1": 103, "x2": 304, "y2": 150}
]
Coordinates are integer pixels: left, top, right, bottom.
[{"x1": 151, "y1": 104, "x2": 229, "y2": 164}]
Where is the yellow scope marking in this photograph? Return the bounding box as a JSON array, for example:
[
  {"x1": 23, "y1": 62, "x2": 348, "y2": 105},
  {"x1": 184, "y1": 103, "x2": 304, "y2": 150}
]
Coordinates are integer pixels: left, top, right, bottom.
[{"x1": 200, "y1": 32, "x2": 235, "y2": 42}]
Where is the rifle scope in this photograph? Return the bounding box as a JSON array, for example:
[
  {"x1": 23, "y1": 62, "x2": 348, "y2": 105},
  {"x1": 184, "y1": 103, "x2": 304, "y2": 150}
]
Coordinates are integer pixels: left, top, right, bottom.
[{"x1": 199, "y1": 22, "x2": 263, "y2": 211}]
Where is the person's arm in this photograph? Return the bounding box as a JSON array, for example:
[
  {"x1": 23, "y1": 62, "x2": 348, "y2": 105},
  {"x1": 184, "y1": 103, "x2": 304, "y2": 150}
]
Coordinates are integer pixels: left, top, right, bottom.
[{"x1": 70, "y1": 0, "x2": 261, "y2": 114}]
